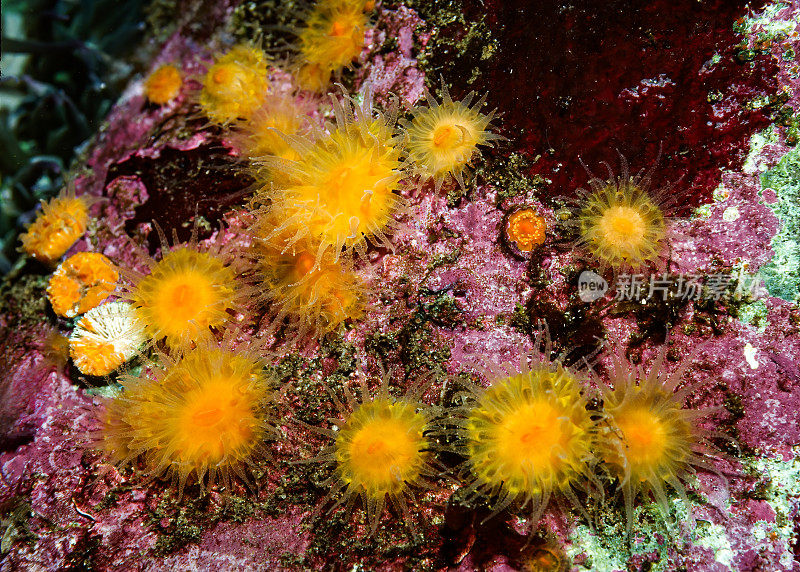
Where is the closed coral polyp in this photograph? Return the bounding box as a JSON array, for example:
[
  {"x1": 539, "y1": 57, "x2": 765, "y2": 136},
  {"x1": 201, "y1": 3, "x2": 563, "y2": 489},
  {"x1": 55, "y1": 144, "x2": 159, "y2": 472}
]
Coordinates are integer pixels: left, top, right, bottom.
[
  {"x1": 20, "y1": 193, "x2": 89, "y2": 265},
  {"x1": 47, "y1": 252, "x2": 118, "y2": 318},
  {"x1": 200, "y1": 45, "x2": 269, "y2": 124},
  {"x1": 130, "y1": 247, "x2": 238, "y2": 351},
  {"x1": 144, "y1": 64, "x2": 182, "y2": 105},
  {"x1": 506, "y1": 209, "x2": 546, "y2": 253}
]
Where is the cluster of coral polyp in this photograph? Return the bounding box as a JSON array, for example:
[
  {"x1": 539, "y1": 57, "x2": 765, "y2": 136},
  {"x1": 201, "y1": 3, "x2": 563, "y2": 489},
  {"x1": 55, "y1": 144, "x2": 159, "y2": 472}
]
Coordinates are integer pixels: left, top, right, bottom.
[
  {"x1": 13, "y1": 2, "x2": 506, "y2": 536},
  {"x1": 9, "y1": 0, "x2": 800, "y2": 569}
]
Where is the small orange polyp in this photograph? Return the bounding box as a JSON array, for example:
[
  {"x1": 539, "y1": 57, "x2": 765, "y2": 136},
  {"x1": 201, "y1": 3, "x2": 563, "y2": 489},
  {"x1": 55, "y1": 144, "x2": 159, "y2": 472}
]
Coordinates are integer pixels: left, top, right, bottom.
[
  {"x1": 298, "y1": 0, "x2": 368, "y2": 80},
  {"x1": 200, "y1": 45, "x2": 269, "y2": 125},
  {"x1": 144, "y1": 64, "x2": 182, "y2": 105},
  {"x1": 47, "y1": 252, "x2": 118, "y2": 318},
  {"x1": 506, "y1": 209, "x2": 546, "y2": 252},
  {"x1": 20, "y1": 193, "x2": 89, "y2": 265}
]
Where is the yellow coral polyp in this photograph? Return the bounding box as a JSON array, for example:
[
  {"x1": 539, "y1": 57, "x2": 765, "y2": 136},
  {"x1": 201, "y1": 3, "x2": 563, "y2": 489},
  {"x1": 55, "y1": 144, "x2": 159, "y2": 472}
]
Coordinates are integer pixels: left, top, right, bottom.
[
  {"x1": 259, "y1": 91, "x2": 403, "y2": 258},
  {"x1": 130, "y1": 247, "x2": 238, "y2": 351},
  {"x1": 311, "y1": 375, "x2": 435, "y2": 534},
  {"x1": 200, "y1": 45, "x2": 269, "y2": 124},
  {"x1": 47, "y1": 252, "x2": 118, "y2": 318},
  {"x1": 455, "y1": 342, "x2": 596, "y2": 523},
  {"x1": 597, "y1": 347, "x2": 718, "y2": 532},
  {"x1": 144, "y1": 64, "x2": 182, "y2": 105},
  {"x1": 298, "y1": 0, "x2": 370, "y2": 81},
  {"x1": 20, "y1": 192, "x2": 89, "y2": 265},
  {"x1": 576, "y1": 161, "x2": 668, "y2": 271},
  {"x1": 251, "y1": 222, "x2": 366, "y2": 341},
  {"x1": 403, "y1": 86, "x2": 501, "y2": 190},
  {"x1": 338, "y1": 399, "x2": 428, "y2": 498},
  {"x1": 230, "y1": 93, "x2": 312, "y2": 162},
  {"x1": 98, "y1": 344, "x2": 275, "y2": 495}
]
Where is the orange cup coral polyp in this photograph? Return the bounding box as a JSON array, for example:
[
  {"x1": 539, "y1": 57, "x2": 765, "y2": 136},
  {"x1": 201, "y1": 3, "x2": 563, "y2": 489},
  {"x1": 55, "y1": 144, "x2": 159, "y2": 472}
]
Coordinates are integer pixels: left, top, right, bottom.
[
  {"x1": 403, "y1": 85, "x2": 501, "y2": 190},
  {"x1": 129, "y1": 247, "x2": 239, "y2": 352},
  {"x1": 298, "y1": 0, "x2": 371, "y2": 85},
  {"x1": 250, "y1": 219, "x2": 366, "y2": 341},
  {"x1": 98, "y1": 344, "x2": 276, "y2": 494},
  {"x1": 144, "y1": 64, "x2": 182, "y2": 105},
  {"x1": 230, "y1": 92, "x2": 314, "y2": 163},
  {"x1": 451, "y1": 340, "x2": 597, "y2": 523},
  {"x1": 47, "y1": 252, "x2": 118, "y2": 318},
  {"x1": 575, "y1": 159, "x2": 670, "y2": 271},
  {"x1": 20, "y1": 192, "x2": 90, "y2": 265},
  {"x1": 596, "y1": 346, "x2": 721, "y2": 531},
  {"x1": 200, "y1": 45, "x2": 269, "y2": 125},
  {"x1": 69, "y1": 301, "x2": 145, "y2": 376},
  {"x1": 257, "y1": 91, "x2": 403, "y2": 259},
  {"x1": 505, "y1": 209, "x2": 546, "y2": 253},
  {"x1": 310, "y1": 374, "x2": 436, "y2": 534}
]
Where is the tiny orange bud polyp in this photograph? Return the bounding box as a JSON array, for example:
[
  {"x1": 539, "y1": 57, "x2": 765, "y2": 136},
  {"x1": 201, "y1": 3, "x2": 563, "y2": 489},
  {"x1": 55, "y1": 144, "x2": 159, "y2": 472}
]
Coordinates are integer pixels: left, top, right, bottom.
[
  {"x1": 506, "y1": 209, "x2": 546, "y2": 252},
  {"x1": 144, "y1": 64, "x2": 182, "y2": 105}
]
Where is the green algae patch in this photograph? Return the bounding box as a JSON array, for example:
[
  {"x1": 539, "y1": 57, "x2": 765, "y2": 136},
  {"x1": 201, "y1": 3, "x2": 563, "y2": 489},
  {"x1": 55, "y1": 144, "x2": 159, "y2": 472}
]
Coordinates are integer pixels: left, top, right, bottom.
[
  {"x1": 567, "y1": 497, "x2": 692, "y2": 571},
  {"x1": 760, "y1": 144, "x2": 800, "y2": 304},
  {"x1": 0, "y1": 272, "x2": 48, "y2": 329},
  {"x1": 401, "y1": 0, "x2": 498, "y2": 89},
  {"x1": 745, "y1": 449, "x2": 800, "y2": 569}
]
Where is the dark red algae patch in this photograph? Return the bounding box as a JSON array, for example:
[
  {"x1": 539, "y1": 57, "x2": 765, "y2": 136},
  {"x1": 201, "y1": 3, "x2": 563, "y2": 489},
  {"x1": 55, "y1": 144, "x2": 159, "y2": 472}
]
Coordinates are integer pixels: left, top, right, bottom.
[
  {"x1": 463, "y1": 0, "x2": 777, "y2": 213},
  {"x1": 105, "y1": 145, "x2": 253, "y2": 253}
]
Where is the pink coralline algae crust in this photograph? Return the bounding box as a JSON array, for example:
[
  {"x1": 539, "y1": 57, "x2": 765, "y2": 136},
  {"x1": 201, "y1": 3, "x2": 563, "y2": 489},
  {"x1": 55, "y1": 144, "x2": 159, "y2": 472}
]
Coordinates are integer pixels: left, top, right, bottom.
[
  {"x1": 469, "y1": 0, "x2": 777, "y2": 215},
  {"x1": 358, "y1": 5, "x2": 429, "y2": 105},
  {"x1": 156, "y1": 515, "x2": 310, "y2": 571},
  {"x1": 672, "y1": 167, "x2": 781, "y2": 273},
  {"x1": 387, "y1": 190, "x2": 533, "y2": 366},
  {"x1": 0, "y1": 363, "x2": 158, "y2": 571},
  {"x1": 1, "y1": 0, "x2": 800, "y2": 571}
]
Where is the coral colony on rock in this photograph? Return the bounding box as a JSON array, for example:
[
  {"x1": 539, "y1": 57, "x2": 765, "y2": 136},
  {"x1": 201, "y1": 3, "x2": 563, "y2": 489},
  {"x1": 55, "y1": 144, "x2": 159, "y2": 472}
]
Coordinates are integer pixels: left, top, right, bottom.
[{"x1": 3, "y1": 0, "x2": 800, "y2": 571}]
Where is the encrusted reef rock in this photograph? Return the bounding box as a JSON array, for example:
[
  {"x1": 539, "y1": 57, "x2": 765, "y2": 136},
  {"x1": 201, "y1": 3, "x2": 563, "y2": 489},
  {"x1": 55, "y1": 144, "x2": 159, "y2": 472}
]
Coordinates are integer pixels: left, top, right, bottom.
[{"x1": 1, "y1": 1, "x2": 800, "y2": 571}]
